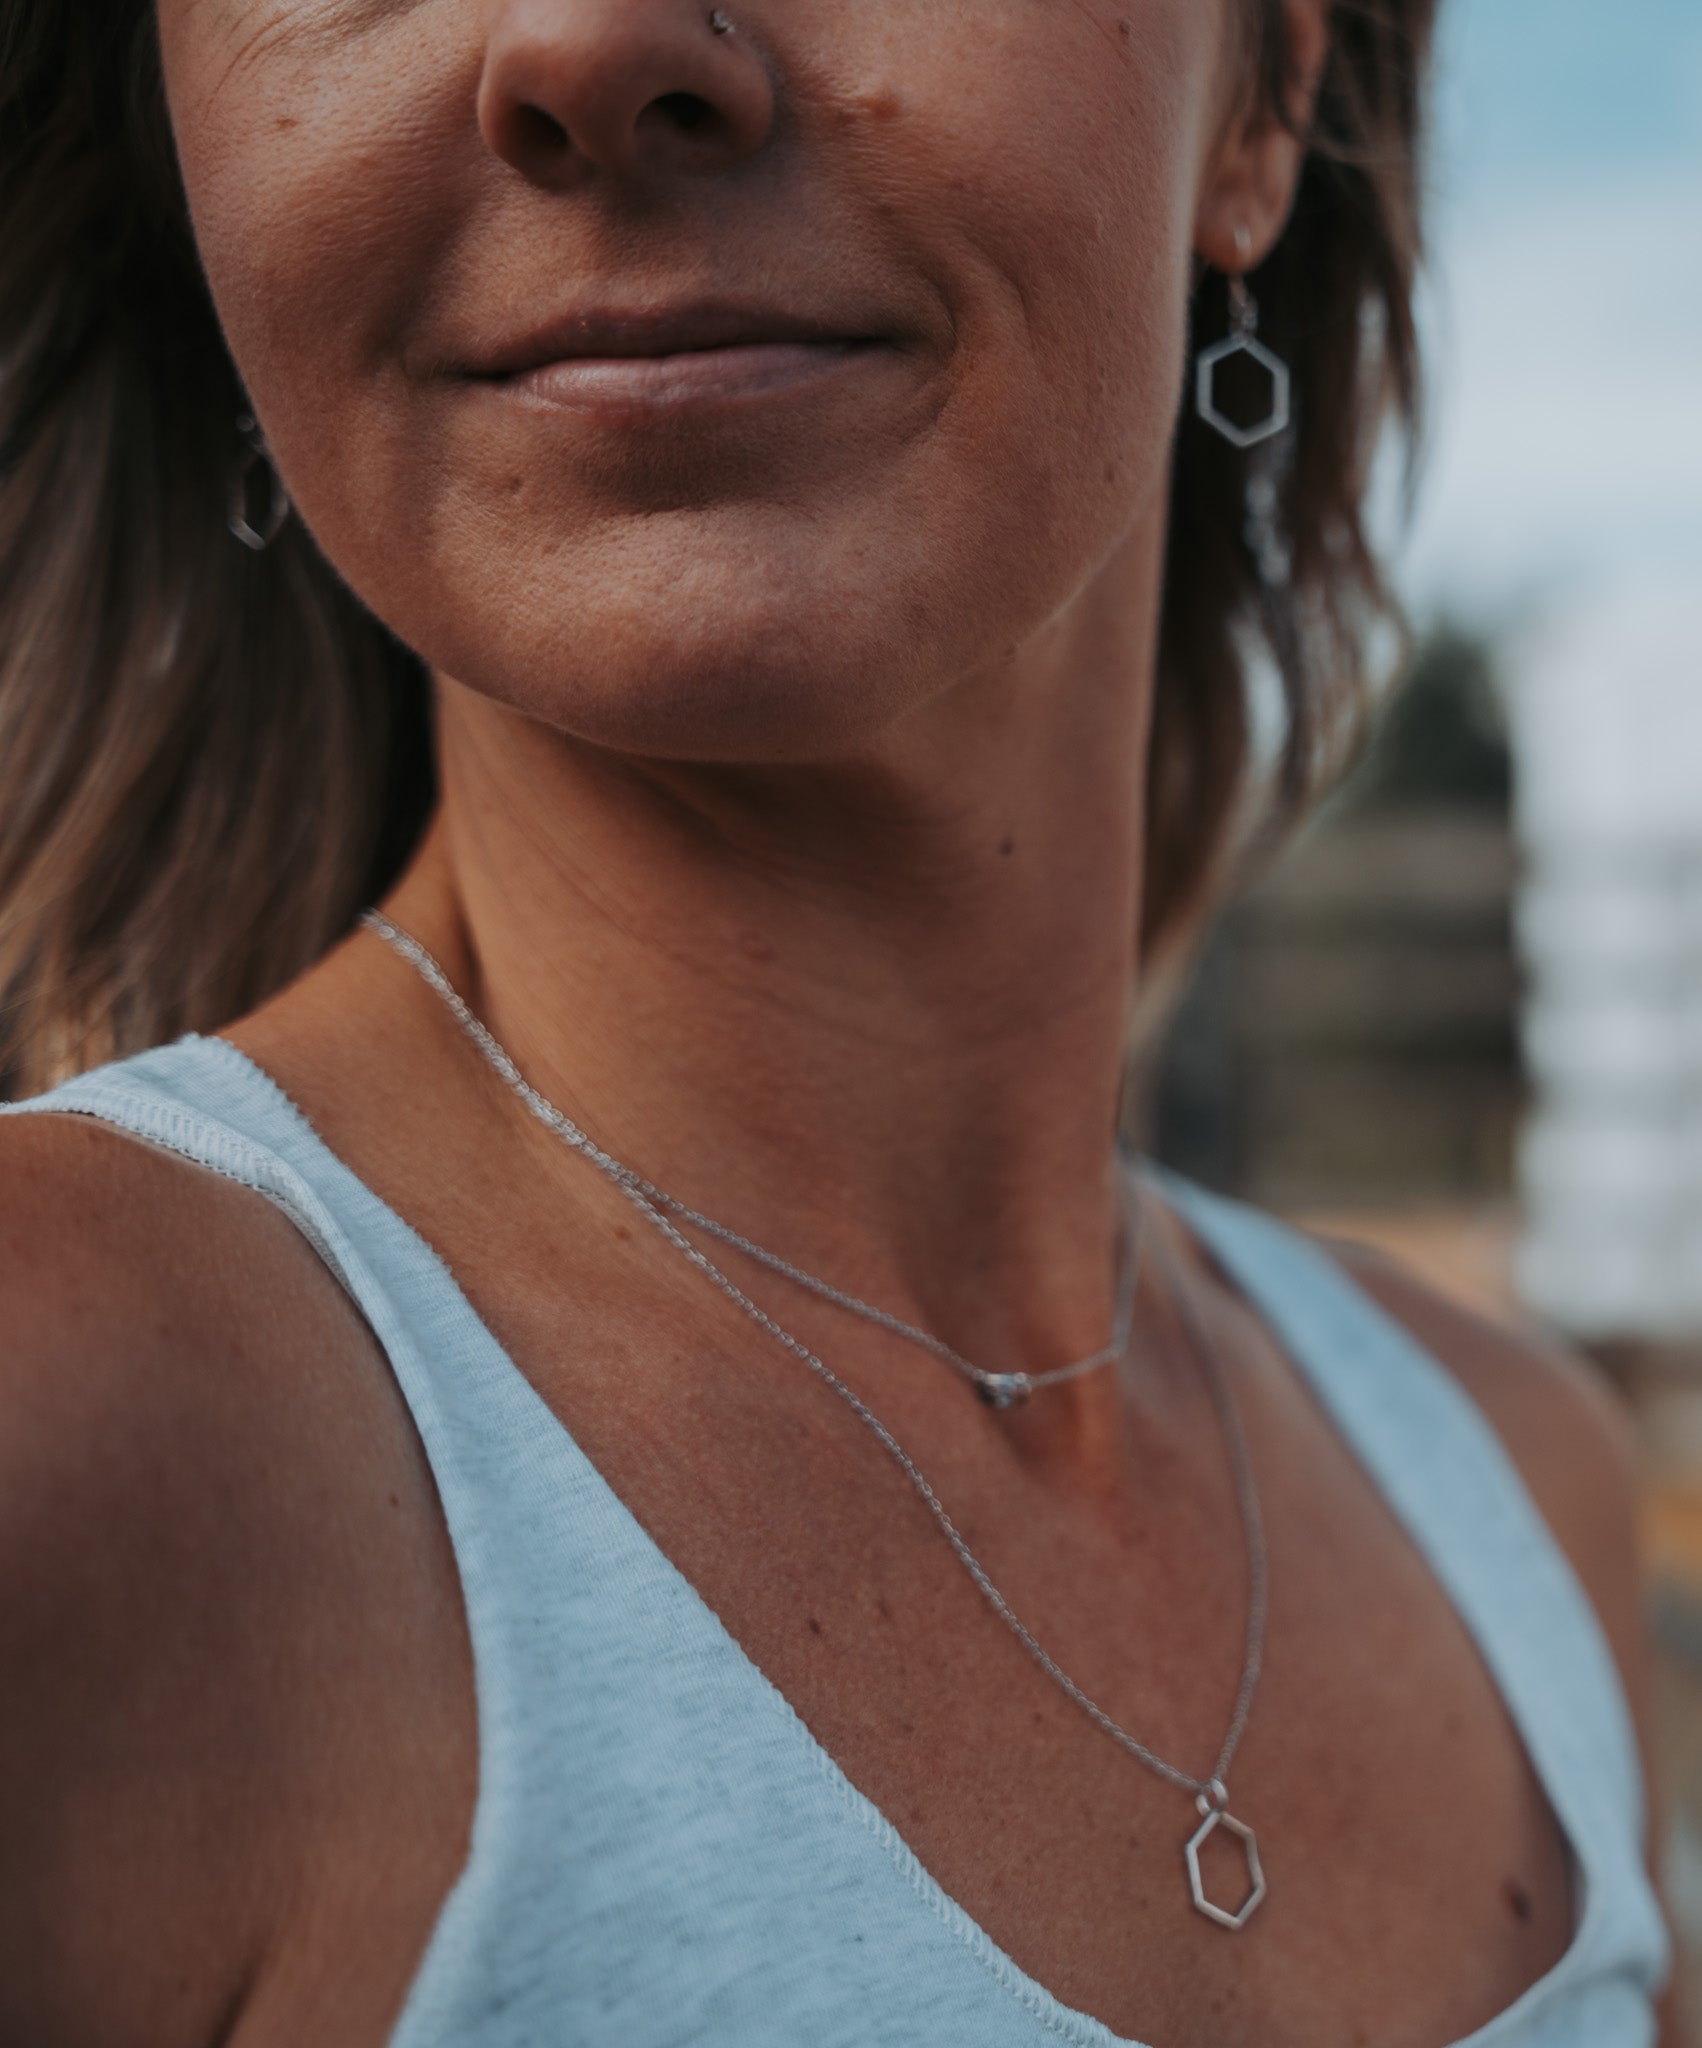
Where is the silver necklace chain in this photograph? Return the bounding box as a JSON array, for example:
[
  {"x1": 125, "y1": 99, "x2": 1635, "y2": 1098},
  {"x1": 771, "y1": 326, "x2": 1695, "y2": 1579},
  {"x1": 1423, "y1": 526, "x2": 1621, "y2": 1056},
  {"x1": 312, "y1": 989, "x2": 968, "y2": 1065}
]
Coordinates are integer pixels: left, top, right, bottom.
[
  {"x1": 363, "y1": 910, "x2": 1272, "y2": 1927},
  {"x1": 643, "y1": 1194, "x2": 1144, "y2": 1411},
  {"x1": 363, "y1": 917, "x2": 1140, "y2": 1410}
]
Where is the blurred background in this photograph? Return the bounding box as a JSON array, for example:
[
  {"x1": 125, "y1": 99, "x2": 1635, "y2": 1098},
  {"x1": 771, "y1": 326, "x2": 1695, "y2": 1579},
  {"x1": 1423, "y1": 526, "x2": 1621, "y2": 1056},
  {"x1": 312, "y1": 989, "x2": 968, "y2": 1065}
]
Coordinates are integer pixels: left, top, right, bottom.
[{"x1": 1142, "y1": 0, "x2": 1702, "y2": 2011}]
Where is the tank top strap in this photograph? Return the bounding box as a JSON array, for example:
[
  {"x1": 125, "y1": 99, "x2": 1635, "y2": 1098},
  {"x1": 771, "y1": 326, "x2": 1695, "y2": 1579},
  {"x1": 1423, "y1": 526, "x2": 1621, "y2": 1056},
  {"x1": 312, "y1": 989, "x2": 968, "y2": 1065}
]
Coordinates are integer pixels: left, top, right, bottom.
[
  {"x1": 1155, "y1": 1172, "x2": 1661, "y2": 1960},
  {"x1": 1, "y1": 1033, "x2": 642, "y2": 1789},
  {"x1": 3, "y1": 1021, "x2": 636, "y2": 1501}
]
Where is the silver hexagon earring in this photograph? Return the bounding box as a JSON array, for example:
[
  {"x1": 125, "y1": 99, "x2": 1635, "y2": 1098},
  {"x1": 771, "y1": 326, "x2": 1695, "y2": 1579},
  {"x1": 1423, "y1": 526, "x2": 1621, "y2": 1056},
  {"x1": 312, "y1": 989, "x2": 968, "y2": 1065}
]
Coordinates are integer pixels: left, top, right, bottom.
[
  {"x1": 1195, "y1": 230, "x2": 1291, "y2": 451},
  {"x1": 228, "y1": 411, "x2": 292, "y2": 553}
]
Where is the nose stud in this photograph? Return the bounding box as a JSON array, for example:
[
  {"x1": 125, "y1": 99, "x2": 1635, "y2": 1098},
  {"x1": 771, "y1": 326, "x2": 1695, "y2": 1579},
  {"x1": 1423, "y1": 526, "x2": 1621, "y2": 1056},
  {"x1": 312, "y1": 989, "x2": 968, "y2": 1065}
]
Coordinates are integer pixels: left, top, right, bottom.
[{"x1": 708, "y1": 9, "x2": 734, "y2": 31}]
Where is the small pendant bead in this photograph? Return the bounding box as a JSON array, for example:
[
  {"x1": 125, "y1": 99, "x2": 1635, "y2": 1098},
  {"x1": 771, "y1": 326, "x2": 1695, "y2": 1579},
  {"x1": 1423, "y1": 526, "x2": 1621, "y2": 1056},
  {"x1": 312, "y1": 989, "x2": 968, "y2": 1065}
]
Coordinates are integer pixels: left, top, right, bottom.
[{"x1": 976, "y1": 1373, "x2": 1032, "y2": 1410}]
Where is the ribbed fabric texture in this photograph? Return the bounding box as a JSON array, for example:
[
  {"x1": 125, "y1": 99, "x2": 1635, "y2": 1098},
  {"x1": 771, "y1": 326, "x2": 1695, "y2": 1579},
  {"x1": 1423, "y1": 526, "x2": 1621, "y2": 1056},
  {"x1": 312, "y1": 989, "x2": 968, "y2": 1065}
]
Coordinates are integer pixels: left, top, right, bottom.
[{"x1": 6, "y1": 1037, "x2": 1672, "y2": 2047}]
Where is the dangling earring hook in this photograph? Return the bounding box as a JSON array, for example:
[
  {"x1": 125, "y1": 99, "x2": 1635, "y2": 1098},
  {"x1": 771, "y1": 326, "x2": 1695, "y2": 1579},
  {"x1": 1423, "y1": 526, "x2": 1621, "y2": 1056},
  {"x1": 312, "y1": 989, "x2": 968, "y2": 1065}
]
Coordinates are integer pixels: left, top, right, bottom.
[
  {"x1": 1194, "y1": 225, "x2": 1291, "y2": 451},
  {"x1": 1227, "y1": 226, "x2": 1259, "y2": 342}
]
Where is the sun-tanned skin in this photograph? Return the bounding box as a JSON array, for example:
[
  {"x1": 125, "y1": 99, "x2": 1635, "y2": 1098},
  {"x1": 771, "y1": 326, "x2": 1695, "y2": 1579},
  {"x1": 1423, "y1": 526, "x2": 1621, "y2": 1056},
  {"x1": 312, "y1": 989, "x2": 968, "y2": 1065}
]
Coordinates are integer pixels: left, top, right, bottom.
[{"x1": 0, "y1": 2, "x2": 1682, "y2": 2044}]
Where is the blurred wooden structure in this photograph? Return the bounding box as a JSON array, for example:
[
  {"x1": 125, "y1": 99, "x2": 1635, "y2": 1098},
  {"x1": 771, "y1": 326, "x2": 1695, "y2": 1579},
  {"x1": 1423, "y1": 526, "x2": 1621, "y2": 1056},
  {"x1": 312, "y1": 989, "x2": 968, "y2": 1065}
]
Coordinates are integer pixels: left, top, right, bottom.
[
  {"x1": 1139, "y1": 625, "x2": 1520, "y2": 1217},
  {"x1": 1145, "y1": 813, "x2": 1519, "y2": 1211}
]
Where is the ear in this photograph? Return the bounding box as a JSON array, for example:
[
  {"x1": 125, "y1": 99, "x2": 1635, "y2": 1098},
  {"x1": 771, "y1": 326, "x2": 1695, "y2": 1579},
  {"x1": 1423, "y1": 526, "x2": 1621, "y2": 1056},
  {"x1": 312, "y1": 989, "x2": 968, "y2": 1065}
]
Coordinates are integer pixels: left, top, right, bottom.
[{"x1": 1194, "y1": 0, "x2": 1331, "y2": 272}]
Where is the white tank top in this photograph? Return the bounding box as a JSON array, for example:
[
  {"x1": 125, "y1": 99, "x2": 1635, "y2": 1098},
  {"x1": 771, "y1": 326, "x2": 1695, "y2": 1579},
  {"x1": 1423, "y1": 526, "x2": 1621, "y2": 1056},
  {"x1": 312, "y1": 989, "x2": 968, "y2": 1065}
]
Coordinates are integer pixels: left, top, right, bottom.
[{"x1": 7, "y1": 1035, "x2": 1672, "y2": 2047}]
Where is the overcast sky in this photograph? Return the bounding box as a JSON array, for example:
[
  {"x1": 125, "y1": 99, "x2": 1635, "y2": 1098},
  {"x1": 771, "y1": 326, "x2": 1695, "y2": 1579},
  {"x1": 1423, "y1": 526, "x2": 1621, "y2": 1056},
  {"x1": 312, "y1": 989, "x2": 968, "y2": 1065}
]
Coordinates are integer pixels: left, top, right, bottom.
[{"x1": 1393, "y1": 0, "x2": 1702, "y2": 620}]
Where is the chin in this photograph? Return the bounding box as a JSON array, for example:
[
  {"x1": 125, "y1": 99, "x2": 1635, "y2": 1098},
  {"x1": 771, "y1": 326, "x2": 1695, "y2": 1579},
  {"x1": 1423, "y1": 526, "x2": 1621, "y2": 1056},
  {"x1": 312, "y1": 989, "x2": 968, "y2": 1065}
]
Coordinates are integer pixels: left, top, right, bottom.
[
  {"x1": 436, "y1": 577, "x2": 941, "y2": 768},
  {"x1": 554, "y1": 648, "x2": 917, "y2": 767},
  {"x1": 367, "y1": 505, "x2": 986, "y2": 767}
]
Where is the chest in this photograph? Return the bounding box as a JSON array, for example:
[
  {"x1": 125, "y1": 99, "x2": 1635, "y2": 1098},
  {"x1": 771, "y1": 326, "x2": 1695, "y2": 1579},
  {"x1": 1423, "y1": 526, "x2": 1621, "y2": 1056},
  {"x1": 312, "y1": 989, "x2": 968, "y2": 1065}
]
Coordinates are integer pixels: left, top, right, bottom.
[{"x1": 252, "y1": 1276, "x2": 1581, "y2": 2048}]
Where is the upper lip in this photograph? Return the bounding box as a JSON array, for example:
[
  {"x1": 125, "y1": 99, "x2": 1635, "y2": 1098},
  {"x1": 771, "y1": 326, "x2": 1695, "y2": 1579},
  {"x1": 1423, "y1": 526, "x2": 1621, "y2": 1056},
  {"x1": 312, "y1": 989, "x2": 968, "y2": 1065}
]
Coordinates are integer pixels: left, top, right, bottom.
[{"x1": 468, "y1": 300, "x2": 883, "y2": 379}]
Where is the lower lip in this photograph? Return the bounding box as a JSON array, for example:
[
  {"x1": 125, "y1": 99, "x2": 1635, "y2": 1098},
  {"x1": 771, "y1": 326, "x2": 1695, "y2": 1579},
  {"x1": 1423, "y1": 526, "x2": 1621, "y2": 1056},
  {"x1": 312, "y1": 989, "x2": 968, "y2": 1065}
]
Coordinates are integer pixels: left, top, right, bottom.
[{"x1": 496, "y1": 340, "x2": 881, "y2": 414}]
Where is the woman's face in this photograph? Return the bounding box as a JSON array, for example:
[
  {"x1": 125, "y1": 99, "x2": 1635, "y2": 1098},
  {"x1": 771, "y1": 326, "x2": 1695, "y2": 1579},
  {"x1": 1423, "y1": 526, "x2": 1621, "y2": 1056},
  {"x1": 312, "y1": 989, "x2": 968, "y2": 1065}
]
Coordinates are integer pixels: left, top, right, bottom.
[{"x1": 159, "y1": 0, "x2": 1252, "y2": 762}]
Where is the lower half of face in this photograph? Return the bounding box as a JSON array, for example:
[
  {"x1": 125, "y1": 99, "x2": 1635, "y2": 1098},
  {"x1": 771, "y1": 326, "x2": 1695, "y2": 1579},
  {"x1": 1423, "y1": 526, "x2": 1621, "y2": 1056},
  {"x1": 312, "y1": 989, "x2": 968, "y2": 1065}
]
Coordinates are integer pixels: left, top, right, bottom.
[{"x1": 164, "y1": 0, "x2": 1220, "y2": 764}]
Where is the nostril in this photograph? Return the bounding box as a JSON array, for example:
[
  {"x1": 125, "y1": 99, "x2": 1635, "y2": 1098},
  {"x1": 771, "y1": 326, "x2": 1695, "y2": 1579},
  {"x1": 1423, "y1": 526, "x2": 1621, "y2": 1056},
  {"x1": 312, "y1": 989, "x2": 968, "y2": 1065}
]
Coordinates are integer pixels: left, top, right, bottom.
[
  {"x1": 478, "y1": 22, "x2": 774, "y2": 186},
  {"x1": 653, "y1": 92, "x2": 715, "y2": 134},
  {"x1": 513, "y1": 102, "x2": 570, "y2": 155}
]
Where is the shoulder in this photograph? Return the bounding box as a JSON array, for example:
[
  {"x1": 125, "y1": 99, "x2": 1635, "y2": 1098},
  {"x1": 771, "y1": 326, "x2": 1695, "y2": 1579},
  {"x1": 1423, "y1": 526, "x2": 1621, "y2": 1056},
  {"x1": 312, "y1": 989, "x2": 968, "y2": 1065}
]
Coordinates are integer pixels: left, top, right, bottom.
[
  {"x1": 1322, "y1": 1236, "x2": 1641, "y2": 1629},
  {"x1": 0, "y1": 1108, "x2": 372, "y2": 2043},
  {"x1": 0, "y1": 1101, "x2": 365, "y2": 1430},
  {"x1": 0, "y1": 1102, "x2": 333, "y2": 1455}
]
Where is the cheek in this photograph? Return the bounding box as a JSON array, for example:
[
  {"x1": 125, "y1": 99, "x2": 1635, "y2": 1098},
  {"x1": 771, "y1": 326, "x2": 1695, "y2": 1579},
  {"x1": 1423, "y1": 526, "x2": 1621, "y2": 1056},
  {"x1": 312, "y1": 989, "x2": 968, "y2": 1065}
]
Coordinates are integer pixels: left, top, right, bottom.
[
  {"x1": 801, "y1": 3, "x2": 1206, "y2": 626},
  {"x1": 935, "y1": 9, "x2": 1202, "y2": 442},
  {"x1": 161, "y1": 5, "x2": 475, "y2": 463}
]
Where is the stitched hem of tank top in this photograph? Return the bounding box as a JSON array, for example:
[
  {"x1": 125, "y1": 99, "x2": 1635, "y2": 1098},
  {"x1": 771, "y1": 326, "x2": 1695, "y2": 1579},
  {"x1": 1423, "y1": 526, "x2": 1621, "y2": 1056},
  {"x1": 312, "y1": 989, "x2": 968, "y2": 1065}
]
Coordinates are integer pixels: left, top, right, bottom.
[
  {"x1": 805, "y1": 1741, "x2": 1136, "y2": 2047},
  {"x1": 4, "y1": 1080, "x2": 362, "y2": 1309}
]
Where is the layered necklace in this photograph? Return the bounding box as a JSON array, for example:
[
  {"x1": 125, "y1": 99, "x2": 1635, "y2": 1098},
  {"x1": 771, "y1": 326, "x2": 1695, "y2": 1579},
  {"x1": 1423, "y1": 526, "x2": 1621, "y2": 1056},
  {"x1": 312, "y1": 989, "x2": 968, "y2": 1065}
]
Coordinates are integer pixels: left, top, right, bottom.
[{"x1": 363, "y1": 911, "x2": 1270, "y2": 1930}]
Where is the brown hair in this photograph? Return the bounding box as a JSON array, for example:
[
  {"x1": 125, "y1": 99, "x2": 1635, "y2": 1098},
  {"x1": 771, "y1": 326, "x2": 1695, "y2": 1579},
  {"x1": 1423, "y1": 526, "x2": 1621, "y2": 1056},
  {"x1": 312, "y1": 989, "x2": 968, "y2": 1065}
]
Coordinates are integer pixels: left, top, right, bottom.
[{"x1": 0, "y1": 0, "x2": 1433, "y2": 1096}]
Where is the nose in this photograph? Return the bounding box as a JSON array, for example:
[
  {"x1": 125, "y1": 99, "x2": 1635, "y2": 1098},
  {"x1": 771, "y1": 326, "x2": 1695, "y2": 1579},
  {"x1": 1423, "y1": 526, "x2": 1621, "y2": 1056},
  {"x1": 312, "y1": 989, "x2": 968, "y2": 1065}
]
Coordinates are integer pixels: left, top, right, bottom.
[{"x1": 479, "y1": 0, "x2": 775, "y2": 186}]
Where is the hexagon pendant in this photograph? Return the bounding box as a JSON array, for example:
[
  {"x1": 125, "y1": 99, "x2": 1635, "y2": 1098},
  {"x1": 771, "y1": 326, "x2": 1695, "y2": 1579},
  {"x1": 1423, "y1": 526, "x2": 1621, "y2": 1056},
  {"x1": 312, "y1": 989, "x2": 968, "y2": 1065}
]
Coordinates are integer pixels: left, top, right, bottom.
[
  {"x1": 1184, "y1": 1793, "x2": 1266, "y2": 1931},
  {"x1": 1194, "y1": 332, "x2": 1291, "y2": 451}
]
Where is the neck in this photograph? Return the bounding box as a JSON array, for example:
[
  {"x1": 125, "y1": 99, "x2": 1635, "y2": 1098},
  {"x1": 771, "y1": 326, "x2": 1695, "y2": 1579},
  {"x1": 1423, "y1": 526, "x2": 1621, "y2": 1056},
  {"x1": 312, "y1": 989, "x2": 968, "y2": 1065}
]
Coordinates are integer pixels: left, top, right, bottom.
[{"x1": 386, "y1": 547, "x2": 1159, "y2": 1375}]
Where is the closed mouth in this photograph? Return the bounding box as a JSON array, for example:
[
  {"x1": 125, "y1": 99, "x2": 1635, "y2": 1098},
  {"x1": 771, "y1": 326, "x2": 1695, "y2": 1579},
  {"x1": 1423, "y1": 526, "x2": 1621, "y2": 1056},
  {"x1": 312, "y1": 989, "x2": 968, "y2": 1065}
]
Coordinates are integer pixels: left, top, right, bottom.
[{"x1": 468, "y1": 302, "x2": 889, "y2": 382}]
